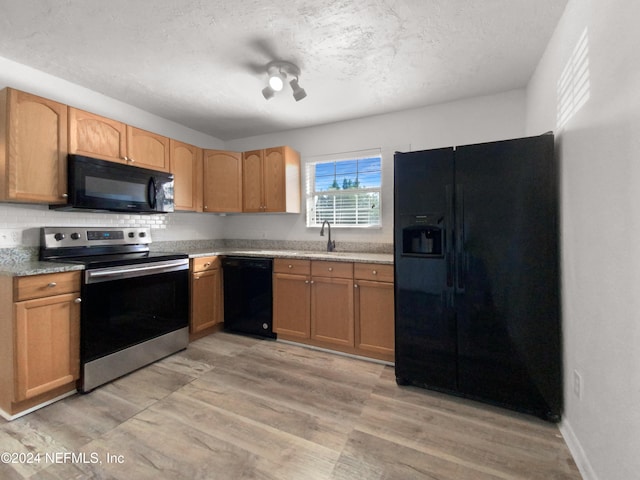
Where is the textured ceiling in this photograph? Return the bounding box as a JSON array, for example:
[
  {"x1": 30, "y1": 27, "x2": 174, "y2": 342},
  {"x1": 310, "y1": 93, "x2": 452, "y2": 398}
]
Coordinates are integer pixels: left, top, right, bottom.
[{"x1": 0, "y1": 0, "x2": 567, "y2": 140}]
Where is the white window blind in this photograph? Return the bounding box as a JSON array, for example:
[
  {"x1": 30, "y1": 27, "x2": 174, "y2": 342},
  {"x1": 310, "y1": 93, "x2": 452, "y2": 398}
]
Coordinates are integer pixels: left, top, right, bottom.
[{"x1": 306, "y1": 150, "x2": 382, "y2": 227}]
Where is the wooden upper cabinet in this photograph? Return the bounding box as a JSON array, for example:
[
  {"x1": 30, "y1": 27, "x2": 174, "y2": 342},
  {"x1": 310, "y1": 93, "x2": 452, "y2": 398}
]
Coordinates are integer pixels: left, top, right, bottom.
[
  {"x1": 242, "y1": 149, "x2": 263, "y2": 212},
  {"x1": 170, "y1": 139, "x2": 203, "y2": 212},
  {"x1": 126, "y1": 126, "x2": 170, "y2": 171},
  {"x1": 242, "y1": 146, "x2": 300, "y2": 213},
  {"x1": 68, "y1": 107, "x2": 127, "y2": 163},
  {"x1": 0, "y1": 88, "x2": 68, "y2": 204},
  {"x1": 203, "y1": 149, "x2": 242, "y2": 213}
]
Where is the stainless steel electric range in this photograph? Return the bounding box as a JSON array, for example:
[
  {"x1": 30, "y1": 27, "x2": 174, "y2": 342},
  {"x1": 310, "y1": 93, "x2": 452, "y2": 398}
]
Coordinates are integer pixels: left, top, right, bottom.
[{"x1": 40, "y1": 227, "x2": 189, "y2": 392}]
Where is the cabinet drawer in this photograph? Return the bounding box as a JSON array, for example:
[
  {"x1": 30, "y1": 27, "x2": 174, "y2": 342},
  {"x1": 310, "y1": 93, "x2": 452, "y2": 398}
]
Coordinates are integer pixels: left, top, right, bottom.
[
  {"x1": 15, "y1": 271, "x2": 81, "y2": 301},
  {"x1": 274, "y1": 258, "x2": 311, "y2": 275},
  {"x1": 311, "y1": 261, "x2": 353, "y2": 279},
  {"x1": 354, "y1": 263, "x2": 394, "y2": 283},
  {"x1": 192, "y1": 256, "x2": 220, "y2": 272}
]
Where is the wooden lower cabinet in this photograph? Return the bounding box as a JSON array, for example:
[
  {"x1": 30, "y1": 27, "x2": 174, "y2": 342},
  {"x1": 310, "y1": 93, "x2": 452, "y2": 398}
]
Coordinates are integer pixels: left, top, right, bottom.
[
  {"x1": 273, "y1": 259, "x2": 393, "y2": 362},
  {"x1": 15, "y1": 293, "x2": 80, "y2": 402},
  {"x1": 355, "y1": 280, "x2": 394, "y2": 357},
  {"x1": 310, "y1": 276, "x2": 354, "y2": 347},
  {"x1": 273, "y1": 272, "x2": 310, "y2": 339},
  {"x1": 190, "y1": 256, "x2": 223, "y2": 339},
  {"x1": 0, "y1": 271, "x2": 81, "y2": 419}
]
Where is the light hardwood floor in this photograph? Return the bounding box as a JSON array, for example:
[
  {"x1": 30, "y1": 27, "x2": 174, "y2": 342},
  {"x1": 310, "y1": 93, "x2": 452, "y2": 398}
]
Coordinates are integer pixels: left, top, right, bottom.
[{"x1": 0, "y1": 333, "x2": 581, "y2": 479}]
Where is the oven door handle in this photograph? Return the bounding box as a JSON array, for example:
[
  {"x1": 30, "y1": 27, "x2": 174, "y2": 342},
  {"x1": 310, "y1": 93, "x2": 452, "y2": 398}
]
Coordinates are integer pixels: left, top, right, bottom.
[{"x1": 85, "y1": 259, "x2": 188, "y2": 283}]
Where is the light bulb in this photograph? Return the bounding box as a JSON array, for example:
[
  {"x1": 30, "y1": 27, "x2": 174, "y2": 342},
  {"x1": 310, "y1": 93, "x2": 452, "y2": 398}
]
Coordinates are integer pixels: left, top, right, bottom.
[{"x1": 268, "y1": 73, "x2": 285, "y2": 91}]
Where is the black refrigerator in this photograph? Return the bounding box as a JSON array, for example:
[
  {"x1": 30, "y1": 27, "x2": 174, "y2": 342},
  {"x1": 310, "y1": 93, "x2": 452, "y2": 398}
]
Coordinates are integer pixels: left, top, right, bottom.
[{"x1": 394, "y1": 133, "x2": 562, "y2": 422}]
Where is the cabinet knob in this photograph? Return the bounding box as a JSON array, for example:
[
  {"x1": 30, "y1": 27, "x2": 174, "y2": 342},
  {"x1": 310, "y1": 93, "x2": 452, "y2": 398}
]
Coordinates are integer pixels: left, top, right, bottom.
[
  {"x1": 354, "y1": 284, "x2": 359, "y2": 288},
  {"x1": 372, "y1": 270, "x2": 377, "y2": 275},
  {"x1": 328, "y1": 267, "x2": 333, "y2": 272},
  {"x1": 204, "y1": 262, "x2": 211, "y2": 267},
  {"x1": 305, "y1": 280, "x2": 309, "y2": 284},
  {"x1": 74, "y1": 298, "x2": 82, "y2": 304},
  {"x1": 288, "y1": 264, "x2": 293, "y2": 269},
  {"x1": 310, "y1": 280, "x2": 315, "y2": 284},
  {"x1": 47, "y1": 282, "x2": 57, "y2": 288},
  {"x1": 61, "y1": 193, "x2": 69, "y2": 198}
]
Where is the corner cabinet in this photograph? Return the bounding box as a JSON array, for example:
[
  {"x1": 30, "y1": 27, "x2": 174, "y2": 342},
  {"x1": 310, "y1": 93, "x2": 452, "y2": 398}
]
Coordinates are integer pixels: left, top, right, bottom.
[
  {"x1": 190, "y1": 256, "x2": 223, "y2": 340},
  {"x1": 0, "y1": 271, "x2": 81, "y2": 419},
  {"x1": 242, "y1": 146, "x2": 300, "y2": 213},
  {"x1": 170, "y1": 139, "x2": 203, "y2": 212},
  {"x1": 0, "y1": 88, "x2": 68, "y2": 204},
  {"x1": 203, "y1": 149, "x2": 243, "y2": 213}
]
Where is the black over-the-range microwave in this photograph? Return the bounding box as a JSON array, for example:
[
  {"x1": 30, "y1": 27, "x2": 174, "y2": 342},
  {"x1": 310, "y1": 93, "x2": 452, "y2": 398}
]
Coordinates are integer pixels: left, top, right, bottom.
[{"x1": 51, "y1": 154, "x2": 175, "y2": 214}]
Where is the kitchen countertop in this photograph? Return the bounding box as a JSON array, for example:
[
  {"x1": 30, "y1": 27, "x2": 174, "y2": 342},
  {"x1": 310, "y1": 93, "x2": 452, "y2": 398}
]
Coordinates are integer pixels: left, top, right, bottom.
[
  {"x1": 0, "y1": 249, "x2": 393, "y2": 277},
  {"x1": 182, "y1": 247, "x2": 393, "y2": 264}
]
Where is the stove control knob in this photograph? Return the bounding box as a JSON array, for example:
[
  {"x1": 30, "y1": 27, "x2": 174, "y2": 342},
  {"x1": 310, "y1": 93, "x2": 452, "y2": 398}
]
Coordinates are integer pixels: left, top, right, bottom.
[
  {"x1": 128, "y1": 232, "x2": 135, "y2": 238},
  {"x1": 139, "y1": 231, "x2": 147, "y2": 238},
  {"x1": 54, "y1": 233, "x2": 65, "y2": 241},
  {"x1": 70, "y1": 232, "x2": 80, "y2": 240}
]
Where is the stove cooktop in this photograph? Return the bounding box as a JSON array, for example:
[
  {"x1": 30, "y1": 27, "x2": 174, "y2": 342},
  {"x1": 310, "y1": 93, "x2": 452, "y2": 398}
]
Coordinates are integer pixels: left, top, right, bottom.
[{"x1": 56, "y1": 251, "x2": 188, "y2": 269}]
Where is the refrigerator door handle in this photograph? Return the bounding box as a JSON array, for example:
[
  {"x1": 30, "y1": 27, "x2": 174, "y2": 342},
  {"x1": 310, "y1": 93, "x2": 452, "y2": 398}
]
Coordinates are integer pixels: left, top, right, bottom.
[
  {"x1": 456, "y1": 183, "x2": 466, "y2": 291},
  {"x1": 446, "y1": 184, "x2": 454, "y2": 287}
]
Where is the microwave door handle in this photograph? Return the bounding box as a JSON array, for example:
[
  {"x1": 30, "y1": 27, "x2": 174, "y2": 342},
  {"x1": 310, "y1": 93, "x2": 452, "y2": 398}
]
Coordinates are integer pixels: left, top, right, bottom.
[{"x1": 148, "y1": 177, "x2": 157, "y2": 209}]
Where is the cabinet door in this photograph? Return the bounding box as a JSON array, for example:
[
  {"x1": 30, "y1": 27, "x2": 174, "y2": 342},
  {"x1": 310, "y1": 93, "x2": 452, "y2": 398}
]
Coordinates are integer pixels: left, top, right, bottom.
[
  {"x1": 273, "y1": 272, "x2": 311, "y2": 338},
  {"x1": 355, "y1": 280, "x2": 394, "y2": 357},
  {"x1": 170, "y1": 139, "x2": 203, "y2": 212},
  {"x1": 311, "y1": 276, "x2": 354, "y2": 347},
  {"x1": 1, "y1": 88, "x2": 68, "y2": 203},
  {"x1": 68, "y1": 108, "x2": 127, "y2": 163},
  {"x1": 126, "y1": 126, "x2": 170, "y2": 171},
  {"x1": 242, "y1": 149, "x2": 263, "y2": 212},
  {"x1": 203, "y1": 149, "x2": 242, "y2": 212},
  {"x1": 14, "y1": 292, "x2": 80, "y2": 402},
  {"x1": 263, "y1": 147, "x2": 287, "y2": 212},
  {"x1": 191, "y1": 269, "x2": 221, "y2": 333}
]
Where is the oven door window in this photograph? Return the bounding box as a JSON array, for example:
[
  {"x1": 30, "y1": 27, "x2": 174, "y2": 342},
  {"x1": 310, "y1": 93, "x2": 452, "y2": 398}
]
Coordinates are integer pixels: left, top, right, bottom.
[{"x1": 81, "y1": 269, "x2": 188, "y2": 362}]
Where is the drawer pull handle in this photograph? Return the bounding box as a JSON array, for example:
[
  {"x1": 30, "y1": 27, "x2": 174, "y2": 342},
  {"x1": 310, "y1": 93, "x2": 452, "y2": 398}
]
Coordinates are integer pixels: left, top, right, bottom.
[
  {"x1": 47, "y1": 282, "x2": 57, "y2": 288},
  {"x1": 372, "y1": 270, "x2": 378, "y2": 275},
  {"x1": 74, "y1": 298, "x2": 82, "y2": 304}
]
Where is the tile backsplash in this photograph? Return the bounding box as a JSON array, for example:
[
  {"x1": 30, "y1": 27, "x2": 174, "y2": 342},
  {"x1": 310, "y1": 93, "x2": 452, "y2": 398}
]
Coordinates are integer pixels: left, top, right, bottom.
[{"x1": 0, "y1": 203, "x2": 223, "y2": 247}]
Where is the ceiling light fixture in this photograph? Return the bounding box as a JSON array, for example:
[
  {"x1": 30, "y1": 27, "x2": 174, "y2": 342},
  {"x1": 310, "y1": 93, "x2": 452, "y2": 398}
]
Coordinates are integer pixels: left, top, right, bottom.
[{"x1": 262, "y1": 61, "x2": 307, "y2": 102}]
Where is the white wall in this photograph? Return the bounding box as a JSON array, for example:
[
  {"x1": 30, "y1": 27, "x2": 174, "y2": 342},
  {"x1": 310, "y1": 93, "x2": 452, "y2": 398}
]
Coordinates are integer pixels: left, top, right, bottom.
[
  {"x1": 0, "y1": 56, "x2": 226, "y2": 245},
  {"x1": 0, "y1": 56, "x2": 527, "y2": 249},
  {"x1": 224, "y1": 89, "x2": 527, "y2": 244},
  {"x1": 526, "y1": 1, "x2": 640, "y2": 479}
]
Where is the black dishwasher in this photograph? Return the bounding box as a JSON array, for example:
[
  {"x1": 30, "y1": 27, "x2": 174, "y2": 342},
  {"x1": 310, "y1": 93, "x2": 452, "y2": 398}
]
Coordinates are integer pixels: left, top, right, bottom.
[{"x1": 221, "y1": 257, "x2": 275, "y2": 339}]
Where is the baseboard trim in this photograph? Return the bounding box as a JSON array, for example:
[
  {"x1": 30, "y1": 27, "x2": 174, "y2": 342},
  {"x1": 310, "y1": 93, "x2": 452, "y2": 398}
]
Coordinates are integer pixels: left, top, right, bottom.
[
  {"x1": 0, "y1": 390, "x2": 77, "y2": 421},
  {"x1": 276, "y1": 339, "x2": 394, "y2": 366},
  {"x1": 559, "y1": 418, "x2": 598, "y2": 480}
]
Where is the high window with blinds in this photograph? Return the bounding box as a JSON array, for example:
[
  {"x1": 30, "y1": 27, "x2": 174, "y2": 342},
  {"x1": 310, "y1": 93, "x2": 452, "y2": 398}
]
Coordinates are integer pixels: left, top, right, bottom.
[{"x1": 306, "y1": 152, "x2": 382, "y2": 227}]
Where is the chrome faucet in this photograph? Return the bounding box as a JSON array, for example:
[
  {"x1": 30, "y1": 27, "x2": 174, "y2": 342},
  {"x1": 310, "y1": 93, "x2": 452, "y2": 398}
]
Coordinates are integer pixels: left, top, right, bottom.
[{"x1": 320, "y1": 220, "x2": 336, "y2": 252}]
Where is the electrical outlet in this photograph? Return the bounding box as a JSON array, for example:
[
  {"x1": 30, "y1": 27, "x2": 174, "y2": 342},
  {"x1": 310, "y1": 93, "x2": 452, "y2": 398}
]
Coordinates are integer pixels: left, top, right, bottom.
[
  {"x1": 0, "y1": 229, "x2": 21, "y2": 247},
  {"x1": 573, "y1": 369, "x2": 583, "y2": 399}
]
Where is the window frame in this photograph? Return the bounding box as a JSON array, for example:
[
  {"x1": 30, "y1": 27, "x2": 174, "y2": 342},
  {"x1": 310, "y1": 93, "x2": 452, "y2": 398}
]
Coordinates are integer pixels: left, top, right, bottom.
[{"x1": 305, "y1": 150, "x2": 383, "y2": 229}]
